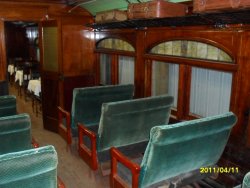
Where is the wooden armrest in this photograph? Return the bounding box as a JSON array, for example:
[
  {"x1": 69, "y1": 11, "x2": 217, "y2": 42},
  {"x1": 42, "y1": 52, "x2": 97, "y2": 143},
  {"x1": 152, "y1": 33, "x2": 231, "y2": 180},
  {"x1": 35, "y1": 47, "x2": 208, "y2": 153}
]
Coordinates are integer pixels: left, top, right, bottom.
[
  {"x1": 57, "y1": 176, "x2": 66, "y2": 188},
  {"x1": 32, "y1": 137, "x2": 39, "y2": 148},
  {"x1": 57, "y1": 106, "x2": 72, "y2": 145},
  {"x1": 78, "y1": 123, "x2": 98, "y2": 170},
  {"x1": 110, "y1": 147, "x2": 141, "y2": 188}
]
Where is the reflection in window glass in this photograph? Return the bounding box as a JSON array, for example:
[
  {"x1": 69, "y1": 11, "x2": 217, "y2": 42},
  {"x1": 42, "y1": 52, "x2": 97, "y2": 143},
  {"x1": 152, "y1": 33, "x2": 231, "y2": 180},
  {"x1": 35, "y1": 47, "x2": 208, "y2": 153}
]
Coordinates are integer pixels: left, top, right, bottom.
[
  {"x1": 100, "y1": 54, "x2": 112, "y2": 85},
  {"x1": 119, "y1": 56, "x2": 134, "y2": 84},
  {"x1": 152, "y1": 61, "x2": 179, "y2": 108},
  {"x1": 190, "y1": 67, "x2": 232, "y2": 117}
]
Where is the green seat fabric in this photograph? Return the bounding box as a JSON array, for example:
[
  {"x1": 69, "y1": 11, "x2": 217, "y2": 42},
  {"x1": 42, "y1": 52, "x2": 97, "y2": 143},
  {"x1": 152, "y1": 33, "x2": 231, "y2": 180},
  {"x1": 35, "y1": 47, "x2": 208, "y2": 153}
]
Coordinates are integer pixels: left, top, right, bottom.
[
  {"x1": 235, "y1": 172, "x2": 250, "y2": 188},
  {"x1": 96, "y1": 95, "x2": 174, "y2": 160},
  {"x1": 71, "y1": 84, "x2": 134, "y2": 137},
  {"x1": 0, "y1": 113, "x2": 32, "y2": 154},
  {"x1": 0, "y1": 145, "x2": 58, "y2": 188},
  {"x1": 242, "y1": 172, "x2": 250, "y2": 188},
  {"x1": 136, "y1": 112, "x2": 237, "y2": 188},
  {"x1": 0, "y1": 95, "x2": 16, "y2": 117}
]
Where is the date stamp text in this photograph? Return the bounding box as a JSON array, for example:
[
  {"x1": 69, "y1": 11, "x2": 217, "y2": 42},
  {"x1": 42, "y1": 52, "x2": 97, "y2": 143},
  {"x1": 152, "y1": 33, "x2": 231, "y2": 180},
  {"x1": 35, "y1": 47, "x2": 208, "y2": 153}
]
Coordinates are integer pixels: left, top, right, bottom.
[{"x1": 200, "y1": 167, "x2": 239, "y2": 174}]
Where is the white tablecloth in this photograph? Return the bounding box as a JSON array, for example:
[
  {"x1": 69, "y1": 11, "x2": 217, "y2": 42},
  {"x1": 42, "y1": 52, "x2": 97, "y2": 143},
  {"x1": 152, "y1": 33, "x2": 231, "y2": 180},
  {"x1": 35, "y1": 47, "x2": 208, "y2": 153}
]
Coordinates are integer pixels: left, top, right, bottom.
[
  {"x1": 15, "y1": 70, "x2": 23, "y2": 86},
  {"x1": 28, "y1": 79, "x2": 41, "y2": 96},
  {"x1": 7, "y1": 65, "x2": 15, "y2": 75}
]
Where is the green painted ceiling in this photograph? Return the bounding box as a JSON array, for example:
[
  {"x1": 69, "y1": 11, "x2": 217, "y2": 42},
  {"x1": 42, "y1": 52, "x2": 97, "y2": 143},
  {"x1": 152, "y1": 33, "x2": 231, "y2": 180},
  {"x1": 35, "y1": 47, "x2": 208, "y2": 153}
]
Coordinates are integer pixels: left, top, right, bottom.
[{"x1": 79, "y1": 0, "x2": 191, "y2": 15}]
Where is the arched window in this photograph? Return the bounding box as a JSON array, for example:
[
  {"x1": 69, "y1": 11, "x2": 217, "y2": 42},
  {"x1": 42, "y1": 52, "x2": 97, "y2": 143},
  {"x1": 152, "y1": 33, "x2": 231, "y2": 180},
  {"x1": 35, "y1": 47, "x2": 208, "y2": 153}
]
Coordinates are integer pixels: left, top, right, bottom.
[
  {"x1": 147, "y1": 40, "x2": 235, "y2": 119},
  {"x1": 97, "y1": 38, "x2": 135, "y2": 52},
  {"x1": 96, "y1": 38, "x2": 135, "y2": 85},
  {"x1": 150, "y1": 40, "x2": 233, "y2": 63}
]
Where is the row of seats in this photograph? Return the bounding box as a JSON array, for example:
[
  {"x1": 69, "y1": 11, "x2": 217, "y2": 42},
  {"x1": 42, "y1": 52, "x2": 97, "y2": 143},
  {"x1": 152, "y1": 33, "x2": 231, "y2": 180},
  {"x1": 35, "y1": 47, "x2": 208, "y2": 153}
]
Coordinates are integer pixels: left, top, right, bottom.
[
  {"x1": 1, "y1": 87, "x2": 248, "y2": 187},
  {"x1": 57, "y1": 84, "x2": 248, "y2": 188},
  {"x1": 0, "y1": 95, "x2": 64, "y2": 188}
]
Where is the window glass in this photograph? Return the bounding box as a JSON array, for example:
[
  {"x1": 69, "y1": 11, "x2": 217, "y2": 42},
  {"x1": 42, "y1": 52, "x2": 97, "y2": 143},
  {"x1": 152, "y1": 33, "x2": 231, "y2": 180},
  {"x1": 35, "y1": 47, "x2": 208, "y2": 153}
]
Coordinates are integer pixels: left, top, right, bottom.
[
  {"x1": 100, "y1": 54, "x2": 112, "y2": 85},
  {"x1": 190, "y1": 67, "x2": 232, "y2": 117},
  {"x1": 118, "y1": 56, "x2": 135, "y2": 85},
  {"x1": 152, "y1": 61, "x2": 179, "y2": 108}
]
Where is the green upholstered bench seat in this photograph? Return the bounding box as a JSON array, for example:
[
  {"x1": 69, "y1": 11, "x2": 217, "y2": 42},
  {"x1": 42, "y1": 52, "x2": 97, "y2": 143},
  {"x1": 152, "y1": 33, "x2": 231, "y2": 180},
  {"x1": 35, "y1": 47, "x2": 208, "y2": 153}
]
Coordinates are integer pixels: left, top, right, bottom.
[
  {"x1": 58, "y1": 84, "x2": 134, "y2": 145},
  {"x1": 0, "y1": 113, "x2": 32, "y2": 154},
  {"x1": 78, "y1": 95, "x2": 173, "y2": 170},
  {"x1": 0, "y1": 95, "x2": 16, "y2": 117},
  {"x1": 0, "y1": 145, "x2": 58, "y2": 188},
  {"x1": 110, "y1": 112, "x2": 237, "y2": 188},
  {"x1": 235, "y1": 172, "x2": 250, "y2": 188}
]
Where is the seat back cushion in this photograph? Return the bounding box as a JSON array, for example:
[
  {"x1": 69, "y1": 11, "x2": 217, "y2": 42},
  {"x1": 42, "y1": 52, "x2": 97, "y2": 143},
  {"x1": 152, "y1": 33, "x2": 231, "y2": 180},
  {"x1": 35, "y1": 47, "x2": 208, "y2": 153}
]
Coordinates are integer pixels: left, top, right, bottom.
[
  {"x1": 0, "y1": 113, "x2": 32, "y2": 154},
  {"x1": 71, "y1": 84, "x2": 134, "y2": 136},
  {"x1": 139, "y1": 112, "x2": 237, "y2": 188},
  {"x1": 242, "y1": 172, "x2": 250, "y2": 188},
  {"x1": 0, "y1": 145, "x2": 58, "y2": 188},
  {"x1": 97, "y1": 95, "x2": 174, "y2": 152},
  {"x1": 0, "y1": 95, "x2": 16, "y2": 117}
]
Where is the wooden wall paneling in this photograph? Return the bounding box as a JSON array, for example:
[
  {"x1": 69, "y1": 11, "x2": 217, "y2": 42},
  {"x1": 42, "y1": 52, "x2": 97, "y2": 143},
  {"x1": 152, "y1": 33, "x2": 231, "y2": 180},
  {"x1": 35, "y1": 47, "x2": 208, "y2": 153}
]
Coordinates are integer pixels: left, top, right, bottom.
[
  {"x1": 144, "y1": 59, "x2": 152, "y2": 97},
  {"x1": 234, "y1": 31, "x2": 250, "y2": 145},
  {"x1": 94, "y1": 53, "x2": 100, "y2": 85},
  {"x1": 61, "y1": 25, "x2": 95, "y2": 76},
  {"x1": 0, "y1": 20, "x2": 6, "y2": 81},
  {"x1": 111, "y1": 54, "x2": 118, "y2": 84},
  {"x1": 229, "y1": 30, "x2": 243, "y2": 135},
  {"x1": 183, "y1": 65, "x2": 193, "y2": 120},
  {"x1": 4, "y1": 22, "x2": 29, "y2": 59},
  {"x1": 42, "y1": 71, "x2": 59, "y2": 132},
  {"x1": 176, "y1": 64, "x2": 187, "y2": 120},
  {"x1": 0, "y1": 3, "x2": 48, "y2": 21},
  {"x1": 0, "y1": 2, "x2": 92, "y2": 21},
  {"x1": 134, "y1": 30, "x2": 146, "y2": 98}
]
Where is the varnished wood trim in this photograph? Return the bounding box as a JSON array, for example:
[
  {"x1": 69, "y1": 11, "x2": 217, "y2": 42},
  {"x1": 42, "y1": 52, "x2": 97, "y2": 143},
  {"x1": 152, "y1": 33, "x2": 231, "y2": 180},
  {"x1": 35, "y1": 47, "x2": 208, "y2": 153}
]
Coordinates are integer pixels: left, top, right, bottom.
[
  {"x1": 58, "y1": 106, "x2": 71, "y2": 145},
  {"x1": 144, "y1": 54, "x2": 238, "y2": 72},
  {"x1": 95, "y1": 49, "x2": 135, "y2": 57},
  {"x1": 78, "y1": 123, "x2": 98, "y2": 170},
  {"x1": 110, "y1": 147, "x2": 141, "y2": 188}
]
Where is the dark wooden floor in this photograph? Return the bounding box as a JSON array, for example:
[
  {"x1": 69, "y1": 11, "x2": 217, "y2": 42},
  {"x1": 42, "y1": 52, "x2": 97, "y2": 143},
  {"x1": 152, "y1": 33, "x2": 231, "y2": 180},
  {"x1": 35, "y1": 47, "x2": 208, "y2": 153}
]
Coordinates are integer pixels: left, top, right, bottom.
[{"x1": 9, "y1": 83, "x2": 249, "y2": 188}]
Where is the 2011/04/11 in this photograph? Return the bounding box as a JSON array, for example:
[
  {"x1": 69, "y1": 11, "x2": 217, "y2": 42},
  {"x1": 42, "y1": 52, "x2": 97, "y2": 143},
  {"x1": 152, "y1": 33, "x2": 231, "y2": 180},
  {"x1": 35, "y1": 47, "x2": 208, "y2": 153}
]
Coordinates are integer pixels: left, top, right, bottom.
[{"x1": 200, "y1": 167, "x2": 239, "y2": 174}]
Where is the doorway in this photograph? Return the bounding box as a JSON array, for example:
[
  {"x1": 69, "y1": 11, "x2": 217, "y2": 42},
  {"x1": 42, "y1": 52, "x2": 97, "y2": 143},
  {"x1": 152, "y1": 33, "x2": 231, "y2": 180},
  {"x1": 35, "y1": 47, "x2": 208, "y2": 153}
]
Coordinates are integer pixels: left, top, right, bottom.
[{"x1": 5, "y1": 21, "x2": 42, "y2": 115}]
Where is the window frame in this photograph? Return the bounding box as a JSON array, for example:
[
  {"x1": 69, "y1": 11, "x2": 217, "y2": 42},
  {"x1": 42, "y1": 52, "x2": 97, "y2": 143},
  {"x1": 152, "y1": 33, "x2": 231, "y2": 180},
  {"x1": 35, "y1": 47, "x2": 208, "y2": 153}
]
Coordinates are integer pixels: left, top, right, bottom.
[
  {"x1": 95, "y1": 37, "x2": 136, "y2": 85},
  {"x1": 145, "y1": 40, "x2": 239, "y2": 121}
]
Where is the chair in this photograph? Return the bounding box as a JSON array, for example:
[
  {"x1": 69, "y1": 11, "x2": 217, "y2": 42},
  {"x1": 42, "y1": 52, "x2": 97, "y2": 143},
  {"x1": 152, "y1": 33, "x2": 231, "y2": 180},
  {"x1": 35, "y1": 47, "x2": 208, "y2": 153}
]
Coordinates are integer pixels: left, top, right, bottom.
[
  {"x1": 58, "y1": 84, "x2": 134, "y2": 145},
  {"x1": 0, "y1": 95, "x2": 16, "y2": 117},
  {"x1": 0, "y1": 113, "x2": 34, "y2": 154},
  {"x1": 78, "y1": 95, "x2": 174, "y2": 170},
  {"x1": 110, "y1": 112, "x2": 237, "y2": 188},
  {"x1": 0, "y1": 145, "x2": 63, "y2": 188},
  {"x1": 235, "y1": 172, "x2": 250, "y2": 188}
]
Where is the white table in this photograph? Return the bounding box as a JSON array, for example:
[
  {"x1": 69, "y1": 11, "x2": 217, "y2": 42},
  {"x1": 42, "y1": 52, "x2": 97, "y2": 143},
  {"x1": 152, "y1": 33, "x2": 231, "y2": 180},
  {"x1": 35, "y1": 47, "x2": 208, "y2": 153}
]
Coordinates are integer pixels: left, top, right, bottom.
[
  {"x1": 7, "y1": 65, "x2": 15, "y2": 75},
  {"x1": 15, "y1": 70, "x2": 23, "y2": 86},
  {"x1": 28, "y1": 79, "x2": 41, "y2": 96}
]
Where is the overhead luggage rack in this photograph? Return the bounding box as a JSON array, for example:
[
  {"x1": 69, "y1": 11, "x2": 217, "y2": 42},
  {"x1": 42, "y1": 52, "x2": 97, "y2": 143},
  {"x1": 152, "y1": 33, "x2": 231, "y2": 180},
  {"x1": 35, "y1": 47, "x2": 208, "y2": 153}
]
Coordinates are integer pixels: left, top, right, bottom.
[{"x1": 87, "y1": 9, "x2": 250, "y2": 30}]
